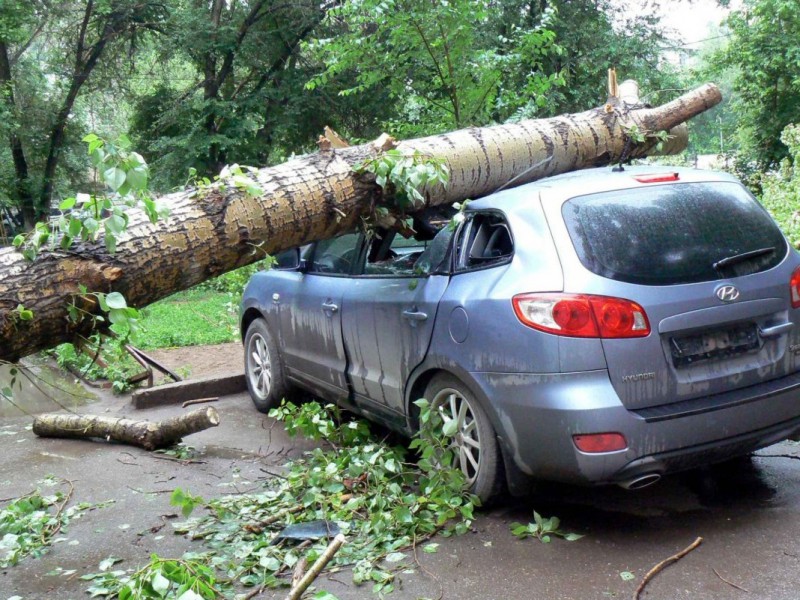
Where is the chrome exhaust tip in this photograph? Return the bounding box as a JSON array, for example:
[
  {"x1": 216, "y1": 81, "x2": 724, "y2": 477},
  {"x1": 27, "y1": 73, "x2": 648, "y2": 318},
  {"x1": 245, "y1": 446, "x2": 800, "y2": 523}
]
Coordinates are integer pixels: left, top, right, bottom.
[{"x1": 618, "y1": 473, "x2": 662, "y2": 490}]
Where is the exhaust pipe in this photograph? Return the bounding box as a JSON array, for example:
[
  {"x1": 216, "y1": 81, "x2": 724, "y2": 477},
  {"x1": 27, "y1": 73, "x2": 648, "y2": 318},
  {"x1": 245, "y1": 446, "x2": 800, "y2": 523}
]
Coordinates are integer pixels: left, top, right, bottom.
[{"x1": 617, "y1": 473, "x2": 662, "y2": 490}]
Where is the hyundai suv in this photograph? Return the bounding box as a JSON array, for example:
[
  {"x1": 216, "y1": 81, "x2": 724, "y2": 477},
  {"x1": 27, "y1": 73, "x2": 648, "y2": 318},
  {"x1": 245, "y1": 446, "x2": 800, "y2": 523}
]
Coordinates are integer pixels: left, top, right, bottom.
[{"x1": 240, "y1": 166, "x2": 800, "y2": 503}]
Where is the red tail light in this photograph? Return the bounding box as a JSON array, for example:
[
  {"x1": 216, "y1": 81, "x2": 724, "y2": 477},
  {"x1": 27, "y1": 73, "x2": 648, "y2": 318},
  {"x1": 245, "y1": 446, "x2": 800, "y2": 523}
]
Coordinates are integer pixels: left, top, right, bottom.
[
  {"x1": 573, "y1": 433, "x2": 627, "y2": 453},
  {"x1": 512, "y1": 293, "x2": 650, "y2": 338},
  {"x1": 791, "y1": 267, "x2": 800, "y2": 308}
]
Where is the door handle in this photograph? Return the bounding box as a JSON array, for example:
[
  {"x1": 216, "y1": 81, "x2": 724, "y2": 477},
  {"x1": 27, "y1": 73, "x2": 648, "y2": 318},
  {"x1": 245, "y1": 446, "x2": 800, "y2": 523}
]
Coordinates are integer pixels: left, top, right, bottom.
[
  {"x1": 402, "y1": 308, "x2": 428, "y2": 322},
  {"x1": 321, "y1": 301, "x2": 339, "y2": 313},
  {"x1": 759, "y1": 322, "x2": 793, "y2": 338}
]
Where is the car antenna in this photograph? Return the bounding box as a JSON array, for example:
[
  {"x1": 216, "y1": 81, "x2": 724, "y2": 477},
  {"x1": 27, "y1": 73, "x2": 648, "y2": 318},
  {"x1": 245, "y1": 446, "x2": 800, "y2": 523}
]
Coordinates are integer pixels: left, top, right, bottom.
[{"x1": 493, "y1": 155, "x2": 553, "y2": 194}]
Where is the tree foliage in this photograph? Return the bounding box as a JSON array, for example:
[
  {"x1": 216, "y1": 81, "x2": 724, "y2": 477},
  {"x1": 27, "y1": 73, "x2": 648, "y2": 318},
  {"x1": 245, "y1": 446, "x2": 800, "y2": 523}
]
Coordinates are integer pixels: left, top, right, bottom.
[{"x1": 711, "y1": 0, "x2": 800, "y2": 171}]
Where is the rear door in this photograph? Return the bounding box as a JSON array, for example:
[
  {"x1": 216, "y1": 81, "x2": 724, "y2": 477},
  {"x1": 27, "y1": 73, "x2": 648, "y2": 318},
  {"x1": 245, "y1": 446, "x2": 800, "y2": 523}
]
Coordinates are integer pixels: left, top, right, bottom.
[
  {"x1": 549, "y1": 178, "x2": 800, "y2": 411},
  {"x1": 341, "y1": 229, "x2": 450, "y2": 413}
]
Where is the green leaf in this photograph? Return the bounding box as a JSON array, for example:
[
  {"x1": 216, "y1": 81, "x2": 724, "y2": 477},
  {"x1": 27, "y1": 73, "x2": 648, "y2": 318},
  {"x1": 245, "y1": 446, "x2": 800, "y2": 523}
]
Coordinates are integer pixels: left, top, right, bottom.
[
  {"x1": 151, "y1": 570, "x2": 170, "y2": 593},
  {"x1": 104, "y1": 292, "x2": 127, "y2": 310},
  {"x1": 126, "y1": 167, "x2": 148, "y2": 191},
  {"x1": 104, "y1": 167, "x2": 126, "y2": 192},
  {"x1": 59, "y1": 197, "x2": 77, "y2": 210},
  {"x1": 83, "y1": 218, "x2": 100, "y2": 234},
  {"x1": 442, "y1": 419, "x2": 458, "y2": 437},
  {"x1": 563, "y1": 533, "x2": 584, "y2": 542},
  {"x1": 385, "y1": 552, "x2": 406, "y2": 563},
  {"x1": 620, "y1": 571, "x2": 635, "y2": 581},
  {"x1": 105, "y1": 214, "x2": 126, "y2": 235},
  {"x1": 422, "y1": 543, "x2": 439, "y2": 553},
  {"x1": 62, "y1": 218, "x2": 81, "y2": 239},
  {"x1": 12, "y1": 234, "x2": 24, "y2": 247},
  {"x1": 312, "y1": 592, "x2": 341, "y2": 600},
  {"x1": 98, "y1": 556, "x2": 121, "y2": 571}
]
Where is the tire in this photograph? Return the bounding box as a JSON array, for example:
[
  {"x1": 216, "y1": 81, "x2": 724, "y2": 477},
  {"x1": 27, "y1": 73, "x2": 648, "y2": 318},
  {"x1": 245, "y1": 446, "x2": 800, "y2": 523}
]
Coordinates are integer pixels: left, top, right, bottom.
[
  {"x1": 424, "y1": 373, "x2": 504, "y2": 504},
  {"x1": 244, "y1": 318, "x2": 292, "y2": 413}
]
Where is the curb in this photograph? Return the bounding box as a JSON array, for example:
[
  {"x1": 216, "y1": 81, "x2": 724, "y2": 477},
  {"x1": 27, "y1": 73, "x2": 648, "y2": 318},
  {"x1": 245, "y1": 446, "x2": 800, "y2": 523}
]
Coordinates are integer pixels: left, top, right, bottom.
[{"x1": 131, "y1": 372, "x2": 247, "y2": 409}]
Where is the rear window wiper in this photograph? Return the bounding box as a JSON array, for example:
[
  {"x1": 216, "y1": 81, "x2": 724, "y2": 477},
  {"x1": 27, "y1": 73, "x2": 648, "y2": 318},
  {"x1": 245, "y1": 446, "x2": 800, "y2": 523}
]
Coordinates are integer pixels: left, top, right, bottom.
[{"x1": 713, "y1": 247, "x2": 776, "y2": 272}]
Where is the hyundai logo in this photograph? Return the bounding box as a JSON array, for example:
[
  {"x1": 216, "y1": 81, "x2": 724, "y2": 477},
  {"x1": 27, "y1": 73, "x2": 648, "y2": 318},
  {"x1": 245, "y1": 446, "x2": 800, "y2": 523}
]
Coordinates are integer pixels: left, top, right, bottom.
[{"x1": 715, "y1": 285, "x2": 740, "y2": 303}]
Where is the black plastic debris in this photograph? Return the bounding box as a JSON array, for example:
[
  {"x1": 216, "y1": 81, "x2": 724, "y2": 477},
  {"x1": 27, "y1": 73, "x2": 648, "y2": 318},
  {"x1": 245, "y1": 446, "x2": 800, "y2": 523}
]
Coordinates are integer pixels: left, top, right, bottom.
[{"x1": 270, "y1": 520, "x2": 342, "y2": 545}]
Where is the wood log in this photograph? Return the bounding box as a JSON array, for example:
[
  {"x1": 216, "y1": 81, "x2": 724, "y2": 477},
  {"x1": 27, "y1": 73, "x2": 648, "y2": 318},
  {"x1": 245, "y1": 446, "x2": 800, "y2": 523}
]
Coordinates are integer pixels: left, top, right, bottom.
[
  {"x1": 32, "y1": 406, "x2": 220, "y2": 450},
  {"x1": 0, "y1": 82, "x2": 722, "y2": 362}
]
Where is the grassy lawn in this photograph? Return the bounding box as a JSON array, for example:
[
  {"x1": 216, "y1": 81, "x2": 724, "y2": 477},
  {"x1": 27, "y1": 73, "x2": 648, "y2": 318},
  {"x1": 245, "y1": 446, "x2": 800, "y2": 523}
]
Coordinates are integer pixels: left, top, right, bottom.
[{"x1": 134, "y1": 288, "x2": 239, "y2": 350}]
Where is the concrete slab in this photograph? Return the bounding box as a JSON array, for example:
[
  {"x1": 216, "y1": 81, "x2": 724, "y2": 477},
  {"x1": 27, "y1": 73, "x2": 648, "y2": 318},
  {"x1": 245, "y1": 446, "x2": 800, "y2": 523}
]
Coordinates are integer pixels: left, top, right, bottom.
[{"x1": 130, "y1": 373, "x2": 246, "y2": 408}]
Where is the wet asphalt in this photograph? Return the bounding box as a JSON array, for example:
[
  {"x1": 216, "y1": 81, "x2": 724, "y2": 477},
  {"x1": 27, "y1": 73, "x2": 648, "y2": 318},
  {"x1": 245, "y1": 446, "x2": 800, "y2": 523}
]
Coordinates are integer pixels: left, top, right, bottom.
[{"x1": 1, "y1": 383, "x2": 800, "y2": 600}]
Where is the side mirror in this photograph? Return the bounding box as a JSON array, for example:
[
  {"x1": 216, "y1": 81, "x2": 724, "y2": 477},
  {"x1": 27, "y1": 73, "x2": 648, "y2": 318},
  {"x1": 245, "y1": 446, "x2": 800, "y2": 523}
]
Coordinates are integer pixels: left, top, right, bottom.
[{"x1": 274, "y1": 248, "x2": 301, "y2": 270}]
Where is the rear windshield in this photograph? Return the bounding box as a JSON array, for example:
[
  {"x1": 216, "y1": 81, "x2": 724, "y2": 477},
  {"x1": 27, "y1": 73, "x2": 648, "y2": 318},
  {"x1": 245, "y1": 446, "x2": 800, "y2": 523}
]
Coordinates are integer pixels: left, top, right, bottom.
[{"x1": 562, "y1": 182, "x2": 788, "y2": 285}]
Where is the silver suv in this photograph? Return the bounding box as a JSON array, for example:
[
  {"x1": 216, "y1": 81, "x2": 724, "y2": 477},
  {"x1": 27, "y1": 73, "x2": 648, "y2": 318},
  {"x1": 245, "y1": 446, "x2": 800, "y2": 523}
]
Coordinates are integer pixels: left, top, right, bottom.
[{"x1": 241, "y1": 166, "x2": 800, "y2": 503}]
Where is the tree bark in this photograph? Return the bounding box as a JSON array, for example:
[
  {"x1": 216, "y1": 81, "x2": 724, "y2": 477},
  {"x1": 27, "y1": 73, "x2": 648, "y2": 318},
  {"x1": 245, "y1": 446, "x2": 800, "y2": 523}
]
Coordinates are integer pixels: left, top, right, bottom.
[
  {"x1": 32, "y1": 406, "x2": 220, "y2": 450},
  {"x1": 0, "y1": 82, "x2": 722, "y2": 363}
]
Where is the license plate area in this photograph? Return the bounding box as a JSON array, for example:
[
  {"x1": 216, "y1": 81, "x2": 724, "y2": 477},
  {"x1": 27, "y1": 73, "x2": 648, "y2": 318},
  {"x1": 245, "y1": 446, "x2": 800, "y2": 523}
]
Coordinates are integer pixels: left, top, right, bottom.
[{"x1": 670, "y1": 323, "x2": 761, "y2": 368}]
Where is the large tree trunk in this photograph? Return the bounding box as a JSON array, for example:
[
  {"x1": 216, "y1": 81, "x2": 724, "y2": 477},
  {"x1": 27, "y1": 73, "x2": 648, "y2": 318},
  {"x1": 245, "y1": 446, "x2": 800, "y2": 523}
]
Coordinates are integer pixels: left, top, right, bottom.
[{"x1": 0, "y1": 83, "x2": 722, "y2": 363}]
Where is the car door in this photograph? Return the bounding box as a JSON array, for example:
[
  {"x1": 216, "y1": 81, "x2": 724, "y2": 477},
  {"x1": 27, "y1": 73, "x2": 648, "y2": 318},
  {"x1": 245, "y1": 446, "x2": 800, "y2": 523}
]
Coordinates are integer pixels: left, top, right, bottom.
[
  {"x1": 341, "y1": 228, "x2": 451, "y2": 414},
  {"x1": 279, "y1": 233, "x2": 360, "y2": 400}
]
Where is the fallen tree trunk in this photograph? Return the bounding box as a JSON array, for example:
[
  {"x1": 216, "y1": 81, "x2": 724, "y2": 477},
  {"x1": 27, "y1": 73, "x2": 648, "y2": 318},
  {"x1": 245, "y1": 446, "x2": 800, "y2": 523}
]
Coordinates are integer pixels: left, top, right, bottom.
[
  {"x1": 32, "y1": 406, "x2": 220, "y2": 450},
  {"x1": 0, "y1": 81, "x2": 722, "y2": 362}
]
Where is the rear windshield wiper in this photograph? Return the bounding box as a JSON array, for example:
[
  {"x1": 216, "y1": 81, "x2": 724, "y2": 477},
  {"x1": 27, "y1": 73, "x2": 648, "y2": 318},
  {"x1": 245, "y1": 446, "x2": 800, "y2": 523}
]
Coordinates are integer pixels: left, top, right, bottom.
[{"x1": 713, "y1": 247, "x2": 776, "y2": 272}]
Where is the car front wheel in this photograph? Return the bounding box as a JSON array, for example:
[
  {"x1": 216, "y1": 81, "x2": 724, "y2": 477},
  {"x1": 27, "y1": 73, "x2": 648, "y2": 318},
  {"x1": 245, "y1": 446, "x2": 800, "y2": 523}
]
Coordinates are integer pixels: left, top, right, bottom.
[
  {"x1": 244, "y1": 318, "x2": 290, "y2": 413},
  {"x1": 424, "y1": 374, "x2": 504, "y2": 504}
]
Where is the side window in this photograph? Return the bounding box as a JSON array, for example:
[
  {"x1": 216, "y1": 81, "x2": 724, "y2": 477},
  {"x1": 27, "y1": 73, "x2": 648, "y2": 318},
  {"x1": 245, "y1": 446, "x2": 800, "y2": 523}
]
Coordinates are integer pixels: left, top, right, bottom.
[
  {"x1": 455, "y1": 213, "x2": 513, "y2": 271},
  {"x1": 309, "y1": 233, "x2": 360, "y2": 275},
  {"x1": 362, "y1": 230, "x2": 426, "y2": 276}
]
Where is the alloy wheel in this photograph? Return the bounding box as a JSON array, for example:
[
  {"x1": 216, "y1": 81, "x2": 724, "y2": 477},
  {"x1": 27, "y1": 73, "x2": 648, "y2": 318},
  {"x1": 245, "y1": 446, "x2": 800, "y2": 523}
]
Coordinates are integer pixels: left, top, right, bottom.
[
  {"x1": 248, "y1": 334, "x2": 272, "y2": 400},
  {"x1": 431, "y1": 387, "x2": 482, "y2": 485}
]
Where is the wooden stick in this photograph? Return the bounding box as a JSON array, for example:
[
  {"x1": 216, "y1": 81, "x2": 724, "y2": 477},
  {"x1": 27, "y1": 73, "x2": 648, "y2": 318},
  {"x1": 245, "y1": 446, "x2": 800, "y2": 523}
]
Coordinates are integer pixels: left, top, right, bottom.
[
  {"x1": 181, "y1": 397, "x2": 218, "y2": 408},
  {"x1": 284, "y1": 533, "x2": 346, "y2": 600},
  {"x1": 634, "y1": 537, "x2": 703, "y2": 600},
  {"x1": 712, "y1": 567, "x2": 750, "y2": 593},
  {"x1": 291, "y1": 556, "x2": 309, "y2": 589}
]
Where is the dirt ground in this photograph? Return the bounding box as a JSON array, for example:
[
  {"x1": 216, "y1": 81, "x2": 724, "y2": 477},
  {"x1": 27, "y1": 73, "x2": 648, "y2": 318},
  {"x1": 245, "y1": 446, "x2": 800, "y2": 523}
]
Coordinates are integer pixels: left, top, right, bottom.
[{"x1": 144, "y1": 342, "x2": 243, "y2": 383}]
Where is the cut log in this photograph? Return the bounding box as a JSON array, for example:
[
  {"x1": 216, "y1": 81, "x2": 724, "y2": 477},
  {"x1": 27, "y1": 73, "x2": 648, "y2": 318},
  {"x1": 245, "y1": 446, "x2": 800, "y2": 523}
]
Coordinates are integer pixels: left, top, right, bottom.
[
  {"x1": 32, "y1": 406, "x2": 220, "y2": 450},
  {"x1": 0, "y1": 82, "x2": 722, "y2": 362}
]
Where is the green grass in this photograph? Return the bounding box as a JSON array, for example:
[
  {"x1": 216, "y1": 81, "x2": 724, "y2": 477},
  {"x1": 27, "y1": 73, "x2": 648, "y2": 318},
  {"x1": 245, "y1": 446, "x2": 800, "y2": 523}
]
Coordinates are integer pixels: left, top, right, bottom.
[{"x1": 134, "y1": 289, "x2": 239, "y2": 350}]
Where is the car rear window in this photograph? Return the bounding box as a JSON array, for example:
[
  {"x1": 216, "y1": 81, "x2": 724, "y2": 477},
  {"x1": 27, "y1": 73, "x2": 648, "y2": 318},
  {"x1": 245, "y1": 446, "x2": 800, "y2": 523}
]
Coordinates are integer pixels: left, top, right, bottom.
[{"x1": 562, "y1": 182, "x2": 788, "y2": 285}]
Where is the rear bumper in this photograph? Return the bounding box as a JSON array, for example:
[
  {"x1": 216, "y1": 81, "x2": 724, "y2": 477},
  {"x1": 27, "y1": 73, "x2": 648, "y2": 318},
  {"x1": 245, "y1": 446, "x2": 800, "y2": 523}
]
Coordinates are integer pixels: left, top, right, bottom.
[{"x1": 469, "y1": 369, "x2": 800, "y2": 486}]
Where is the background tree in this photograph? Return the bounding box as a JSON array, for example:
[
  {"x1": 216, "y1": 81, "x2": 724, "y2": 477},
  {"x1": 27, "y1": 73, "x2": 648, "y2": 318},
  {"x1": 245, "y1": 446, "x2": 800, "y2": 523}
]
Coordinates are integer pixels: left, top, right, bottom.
[
  {"x1": 305, "y1": 0, "x2": 679, "y2": 138},
  {"x1": 711, "y1": 0, "x2": 800, "y2": 172},
  {"x1": 0, "y1": 0, "x2": 166, "y2": 229}
]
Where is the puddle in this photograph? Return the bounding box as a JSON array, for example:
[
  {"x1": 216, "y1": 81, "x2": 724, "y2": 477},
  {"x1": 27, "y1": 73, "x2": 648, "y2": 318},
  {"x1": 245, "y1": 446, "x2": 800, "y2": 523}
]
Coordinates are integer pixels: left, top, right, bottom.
[{"x1": 0, "y1": 361, "x2": 98, "y2": 418}]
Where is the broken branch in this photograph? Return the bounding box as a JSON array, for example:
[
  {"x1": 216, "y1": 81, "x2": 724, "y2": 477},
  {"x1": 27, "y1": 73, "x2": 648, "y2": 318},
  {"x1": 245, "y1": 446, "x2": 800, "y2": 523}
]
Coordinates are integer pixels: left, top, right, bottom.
[
  {"x1": 713, "y1": 567, "x2": 750, "y2": 593},
  {"x1": 32, "y1": 407, "x2": 220, "y2": 451},
  {"x1": 181, "y1": 397, "x2": 219, "y2": 408},
  {"x1": 284, "y1": 533, "x2": 346, "y2": 600},
  {"x1": 634, "y1": 536, "x2": 703, "y2": 600}
]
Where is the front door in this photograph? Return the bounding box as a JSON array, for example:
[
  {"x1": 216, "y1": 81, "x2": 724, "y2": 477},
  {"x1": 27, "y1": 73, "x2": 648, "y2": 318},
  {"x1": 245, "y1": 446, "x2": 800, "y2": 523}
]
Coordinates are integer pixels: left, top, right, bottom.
[{"x1": 341, "y1": 230, "x2": 450, "y2": 413}]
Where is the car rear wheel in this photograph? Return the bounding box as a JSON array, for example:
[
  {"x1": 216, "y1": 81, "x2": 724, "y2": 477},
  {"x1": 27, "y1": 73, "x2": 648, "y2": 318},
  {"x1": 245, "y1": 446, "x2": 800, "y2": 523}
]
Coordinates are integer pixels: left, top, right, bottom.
[
  {"x1": 425, "y1": 374, "x2": 504, "y2": 504},
  {"x1": 244, "y1": 318, "x2": 291, "y2": 413}
]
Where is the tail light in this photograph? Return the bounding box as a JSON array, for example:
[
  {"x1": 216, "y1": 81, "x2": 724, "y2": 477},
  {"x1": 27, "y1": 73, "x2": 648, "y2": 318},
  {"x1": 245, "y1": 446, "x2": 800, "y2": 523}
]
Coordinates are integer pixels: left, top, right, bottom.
[
  {"x1": 512, "y1": 293, "x2": 650, "y2": 338},
  {"x1": 791, "y1": 267, "x2": 800, "y2": 308}
]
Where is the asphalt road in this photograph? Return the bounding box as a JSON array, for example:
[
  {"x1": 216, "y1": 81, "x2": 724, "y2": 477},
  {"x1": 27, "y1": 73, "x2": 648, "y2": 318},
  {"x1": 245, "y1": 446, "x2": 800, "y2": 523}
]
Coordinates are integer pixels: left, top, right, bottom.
[{"x1": 2, "y1": 388, "x2": 800, "y2": 600}]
